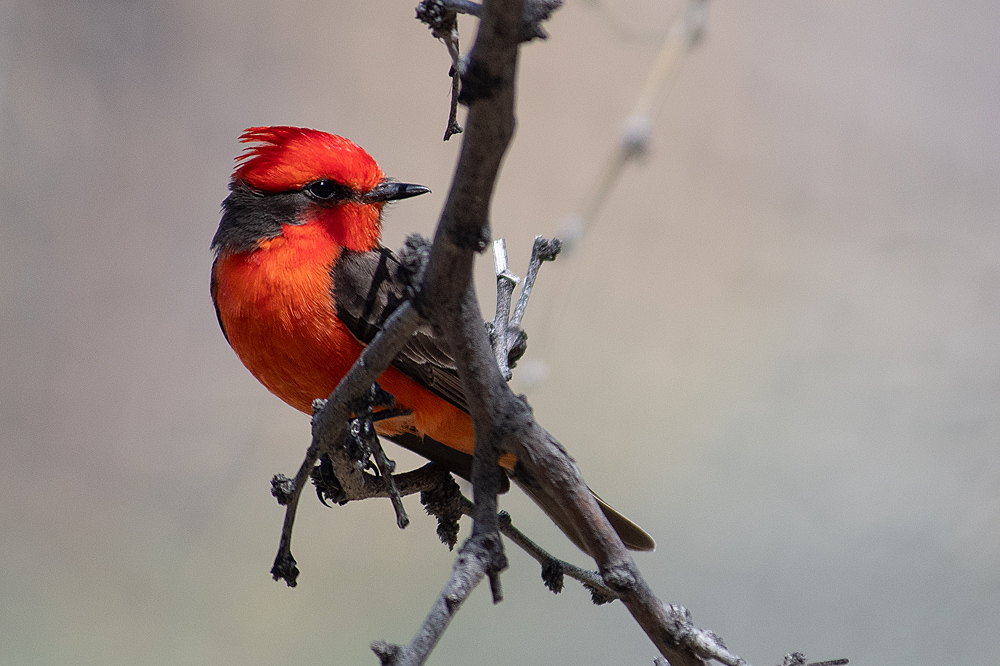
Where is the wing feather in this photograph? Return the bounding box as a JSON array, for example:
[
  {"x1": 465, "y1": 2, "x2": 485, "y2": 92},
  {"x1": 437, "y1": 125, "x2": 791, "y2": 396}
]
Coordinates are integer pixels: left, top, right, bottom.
[{"x1": 331, "y1": 248, "x2": 468, "y2": 412}]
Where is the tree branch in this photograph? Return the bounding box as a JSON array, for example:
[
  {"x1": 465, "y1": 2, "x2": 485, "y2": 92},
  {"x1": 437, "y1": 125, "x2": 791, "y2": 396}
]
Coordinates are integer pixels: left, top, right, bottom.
[
  {"x1": 395, "y1": 1, "x2": 753, "y2": 664},
  {"x1": 271, "y1": 301, "x2": 423, "y2": 587},
  {"x1": 418, "y1": 0, "x2": 562, "y2": 43},
  {"x1": 268, "y1": 2, "x2": 845, "y2": 665},
  {"x1": 368, "y1": 0, "x2": 526, "y2": 662},
  {"x1": 510, "y1": 235, "x2": 560, "y2": 329},
  {"x1": 487, "y1": 238, "x2": 519, "y2": 380}
]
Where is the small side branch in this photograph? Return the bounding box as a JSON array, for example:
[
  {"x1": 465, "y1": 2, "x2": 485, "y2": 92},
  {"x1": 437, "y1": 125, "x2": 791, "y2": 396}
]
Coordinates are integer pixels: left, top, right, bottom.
[
  {"x1": 488, "y1": 236, "x2": 560, "y2": 378},
  {"x1": 417, "y1": 0, "x2": 563, "y2": 140},
  {"x1": 416, "y1": 1, "x2": 464, "y2": 139},
  {"x1": 779, "y1": 656, "x2": 849, "y2": 666},
  {"x1": 369, "y1": 435, "x2": 409, "y2": 528},
  {"x1": 493, "y1": 509, "x2": 617, "y2": 602},
  {"x1": 509, "y1": 235, "x2": 561, "y2": 332},
  {"x1": 488, "y1": 239, "x2": 520, "y2": 380},
  {"x1": 270, "y1": 302, "x2": 424, "y2": 587},
  {"x1": 346, "y1": 385, "x2": 411, "y2": 528}
]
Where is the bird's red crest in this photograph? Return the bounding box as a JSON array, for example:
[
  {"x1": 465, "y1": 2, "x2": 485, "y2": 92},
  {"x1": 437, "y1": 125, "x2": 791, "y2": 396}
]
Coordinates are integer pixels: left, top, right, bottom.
[{"x1": 233, "y1": 126, "x2": 384, "y2": 193}]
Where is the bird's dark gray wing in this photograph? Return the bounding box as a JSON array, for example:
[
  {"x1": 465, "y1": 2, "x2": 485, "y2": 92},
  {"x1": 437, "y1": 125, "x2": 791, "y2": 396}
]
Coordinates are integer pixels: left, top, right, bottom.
[
  {"x1": 332, "y1": 249, "x2": 652, "y2": 549},
  {"x1": 331, "y1": 247, "x2": 469, "y2": 413}
]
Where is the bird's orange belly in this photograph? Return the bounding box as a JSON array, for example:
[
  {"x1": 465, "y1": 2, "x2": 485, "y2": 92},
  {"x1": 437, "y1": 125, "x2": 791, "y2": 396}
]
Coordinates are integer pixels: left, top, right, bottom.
[{"x1": 214, "y1": 246, "x2": 478, "y2": 456}]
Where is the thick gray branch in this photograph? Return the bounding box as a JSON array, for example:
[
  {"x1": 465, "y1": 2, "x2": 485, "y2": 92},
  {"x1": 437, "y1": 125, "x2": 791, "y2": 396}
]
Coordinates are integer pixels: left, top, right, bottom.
[{"x1": 376, "y1": 0, "x2": 745, "y2": 665}]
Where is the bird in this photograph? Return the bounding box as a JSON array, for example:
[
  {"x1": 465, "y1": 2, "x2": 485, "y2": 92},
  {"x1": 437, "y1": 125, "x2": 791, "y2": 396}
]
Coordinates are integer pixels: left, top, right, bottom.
[{"x1": 211, "y1": 126, "x2": 654, "y2": 554}]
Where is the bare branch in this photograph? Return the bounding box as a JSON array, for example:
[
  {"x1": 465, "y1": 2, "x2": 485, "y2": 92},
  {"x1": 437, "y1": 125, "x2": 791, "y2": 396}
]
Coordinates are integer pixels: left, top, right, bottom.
[
  {"x1": 371, "y1": 537, "x2": 493, "y2": 666},
  {"x1": 365, "y1": 1, "x2": 530, "y2": 662},
  {"x1": 487, "y1": 239, "x2": 520, "y2": 380},
  {"x1": 509, "y1": 235, "x2": 561, "y2": 332},
  {"x1": 270, "y1": 300, "x2": 423, "y2": 587},
  {"x1": 405, "y1": 1, "x2": 755, "y2": 664},
  {"x1": 780, "y1": 655, "x2": 849, "y2": 666}
]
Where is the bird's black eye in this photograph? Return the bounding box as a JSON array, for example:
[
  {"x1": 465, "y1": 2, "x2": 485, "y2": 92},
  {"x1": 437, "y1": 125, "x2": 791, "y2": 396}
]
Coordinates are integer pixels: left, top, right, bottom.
[{"x1": 305, "y1": 179, "x2": 342, "y2": 200}]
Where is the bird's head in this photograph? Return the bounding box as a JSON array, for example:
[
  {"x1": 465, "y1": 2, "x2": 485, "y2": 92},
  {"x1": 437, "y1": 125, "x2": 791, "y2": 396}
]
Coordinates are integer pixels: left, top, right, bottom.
[{"x1": 212, "y1": 126, "x2": 429, "y2": 255}]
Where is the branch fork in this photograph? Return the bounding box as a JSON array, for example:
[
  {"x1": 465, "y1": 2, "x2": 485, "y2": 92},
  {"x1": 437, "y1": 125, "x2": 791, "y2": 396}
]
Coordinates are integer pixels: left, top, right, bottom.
[{"x1": 261, "y1": 2, "x2": 848, "y2": 666}]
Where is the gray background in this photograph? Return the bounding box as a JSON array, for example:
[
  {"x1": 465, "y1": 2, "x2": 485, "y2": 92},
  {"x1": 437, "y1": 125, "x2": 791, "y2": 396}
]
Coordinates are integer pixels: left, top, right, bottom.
[{"x1": 2, "y1": 1, "x2": 997, "y2": 664}]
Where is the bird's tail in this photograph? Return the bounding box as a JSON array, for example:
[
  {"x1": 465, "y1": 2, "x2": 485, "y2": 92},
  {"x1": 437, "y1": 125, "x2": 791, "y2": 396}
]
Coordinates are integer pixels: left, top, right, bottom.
[
  {"x1": 514, "y1": 478, "x2": 656, "y2": 555},
  {"x1": 386, "y1": 432, "x2": 655, "y2": 555}
]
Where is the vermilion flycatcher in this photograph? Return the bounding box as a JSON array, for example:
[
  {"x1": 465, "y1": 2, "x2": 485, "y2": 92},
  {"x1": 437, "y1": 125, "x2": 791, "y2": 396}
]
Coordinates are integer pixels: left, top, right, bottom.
[{"x1": 211, "y1": 126, "x2": 653, "y2": 553}]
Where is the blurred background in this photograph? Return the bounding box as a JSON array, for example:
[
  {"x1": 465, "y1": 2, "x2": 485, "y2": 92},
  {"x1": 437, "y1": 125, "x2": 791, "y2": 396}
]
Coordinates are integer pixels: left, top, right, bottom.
[{"x1": 2, "y1": 1, "x2": 998, "y2": 664}]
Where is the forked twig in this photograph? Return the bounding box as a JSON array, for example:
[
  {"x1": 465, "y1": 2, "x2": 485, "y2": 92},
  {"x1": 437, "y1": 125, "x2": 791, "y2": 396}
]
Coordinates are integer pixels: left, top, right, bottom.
[
  {"x1": 488, "y1": 236, "x2": 560, "y2": 379},
  {"x1": 488, "y1": 238, "x2": 520, "y2": 380}
]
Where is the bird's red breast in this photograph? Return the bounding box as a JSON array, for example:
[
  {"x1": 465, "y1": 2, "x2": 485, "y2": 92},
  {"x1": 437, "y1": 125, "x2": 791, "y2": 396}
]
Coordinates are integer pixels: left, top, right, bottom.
[{"x1": 213, "y1": 229, "x2": 477, "y2": 455}]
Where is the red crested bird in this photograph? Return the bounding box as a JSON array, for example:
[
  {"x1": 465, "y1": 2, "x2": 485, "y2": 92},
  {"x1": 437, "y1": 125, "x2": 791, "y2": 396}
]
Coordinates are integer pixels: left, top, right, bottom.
[{"x1": 211, "y1": 126, "x2": 654, "y2": 554}]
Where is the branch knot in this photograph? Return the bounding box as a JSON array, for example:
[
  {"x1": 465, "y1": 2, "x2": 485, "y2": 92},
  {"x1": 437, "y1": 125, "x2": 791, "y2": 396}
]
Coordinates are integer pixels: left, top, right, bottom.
[
  {"x1": 415, "y1": 0, "x2": 458, "y2": 40},
  {"x1": 270, "y1": 474, "x2": 295, "y2": 505},
  {"x1": 420, "y1": 471, "x2": 465, "y2": 549},
  {"x1": 458, "y1": 56, "x2": 507, "y2": 105}
]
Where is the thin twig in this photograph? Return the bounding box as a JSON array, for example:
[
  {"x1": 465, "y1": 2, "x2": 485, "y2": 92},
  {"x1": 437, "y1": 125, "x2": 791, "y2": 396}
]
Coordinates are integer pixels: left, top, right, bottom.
[
  {"x1": 416, "y1": 1, "x2": 464, "y2": 139},
  {"x1": 344, "y1": 385, "x2": 411, "y2": 528},
  {"x1": 371, "y1": 537, "x2": 492, "y2": 666},
  {"x1": 779, "y1": 655, "x2": 849, "y2": 666},
  {"x1": 489, "y1": 238, "x2": 520, "y2": 380},
  {"x1": 419, "y1": 0, "x2": 562, "y2": 41},
  {"x1": 418, "y1": 0, "x2": 565, "y2": 140},
  {"x1": 269, "y1": 440, "x2": 321, "y2": 586},
  {"x1": 488, "y1": 236, "x2": 559, "y2": 375},
  {"x1": 444, "y1": 38, "x2": 464, "y2": 140},
  {"x1": 509, "y1": 235, "x2": 561, "y2": 331},
  {"x1": 454, "y1": 497, "x2": 619, "y2": 602}
]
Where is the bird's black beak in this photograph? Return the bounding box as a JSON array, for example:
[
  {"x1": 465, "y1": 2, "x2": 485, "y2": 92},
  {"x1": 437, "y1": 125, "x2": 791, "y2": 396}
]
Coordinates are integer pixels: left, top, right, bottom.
[{"x1": 363, "y1": 180, "x2": 431, "y2": 203}]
